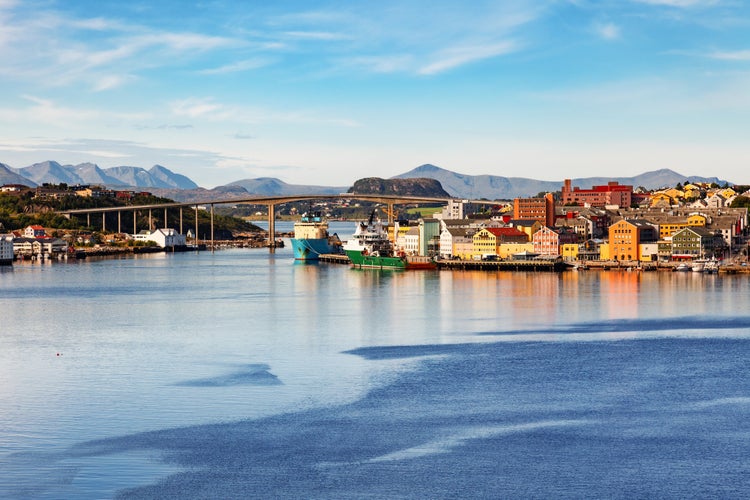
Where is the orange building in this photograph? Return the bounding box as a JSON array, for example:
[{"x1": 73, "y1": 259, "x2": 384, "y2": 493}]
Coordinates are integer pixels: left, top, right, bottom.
[
  {"x1": 608, "y1": 219, "x2": 658, "y2": 262},
  {"x1": 513, "y1": 193, "x2": 555, "y2": 227}
]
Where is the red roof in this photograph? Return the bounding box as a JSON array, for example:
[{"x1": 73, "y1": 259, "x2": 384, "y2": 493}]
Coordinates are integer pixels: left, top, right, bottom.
[{"x1": 487, "y1": 227, "x2": 526, "y2": 237}]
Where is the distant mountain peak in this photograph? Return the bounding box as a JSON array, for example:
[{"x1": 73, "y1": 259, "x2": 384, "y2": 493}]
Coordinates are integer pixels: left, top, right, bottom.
[{"x1": 7, "y1": 160, "x2": 199, "y2": 189}]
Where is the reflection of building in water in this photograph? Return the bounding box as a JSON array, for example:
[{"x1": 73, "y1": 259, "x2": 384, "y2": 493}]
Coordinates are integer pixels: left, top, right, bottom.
[{"x1": 601, "y1": 271, "x2": 641, "y2": 320}]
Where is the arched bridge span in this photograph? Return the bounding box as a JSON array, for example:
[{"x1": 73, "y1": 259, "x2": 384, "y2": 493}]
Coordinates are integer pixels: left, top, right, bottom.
[{"x1": 59, "y1": 194, "x2": 456, "y2": 248}]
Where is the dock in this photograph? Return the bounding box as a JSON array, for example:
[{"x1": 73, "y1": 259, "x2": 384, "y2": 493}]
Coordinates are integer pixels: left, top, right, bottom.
[
  {"x1": 436, "y1": 259, "x2": 570, "y2": 272},
  {"x1": 319, "y1": 254, "x2": 570, "y2": 272},
  {"x1": 319, "y1": 253, "x2": 351, "y2": 264}
]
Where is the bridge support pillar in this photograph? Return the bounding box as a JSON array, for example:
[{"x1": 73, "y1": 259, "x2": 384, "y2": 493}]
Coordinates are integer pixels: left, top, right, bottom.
[
  {"x1": 268, "y1": 203, "x2": 276, "y2": 249},
  {"x1": 118, "y1": 211, "x2": 121, "y2": 234},
  {"x1": 210, "y1": 204, "x2": 214, "y2": 251}
]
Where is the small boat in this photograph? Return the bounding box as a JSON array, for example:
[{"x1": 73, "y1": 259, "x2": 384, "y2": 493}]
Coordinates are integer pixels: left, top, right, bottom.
[
  {"x1": 343, "y1": 212, "x2": 436, "y2": 270},
  {"x1": 290, "y1": 211, "x2": 343, "y2": 260},
  {"x1": 703, "y1": 259, "x2": 719, "y2": 274},
  {"x1": 673, "y1": 263, "x2": 690, "y2": 272}
]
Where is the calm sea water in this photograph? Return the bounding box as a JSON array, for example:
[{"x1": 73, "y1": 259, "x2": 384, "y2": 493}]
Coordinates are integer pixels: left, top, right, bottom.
[{"x1": 2, "y1": 224, "x2": 750, "y2": 498}]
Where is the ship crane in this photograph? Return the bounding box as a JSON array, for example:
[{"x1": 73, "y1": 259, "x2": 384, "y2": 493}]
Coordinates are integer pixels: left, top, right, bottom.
[{"x1": 379, "y1": 205, "x2": 398, "y2": 224}]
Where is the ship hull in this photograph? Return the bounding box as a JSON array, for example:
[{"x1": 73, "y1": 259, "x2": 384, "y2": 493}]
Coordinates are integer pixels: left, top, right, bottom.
[
  {"x1": 291, "y1": 238, "x2": 338, "y2": 260},
  {"x1": 345, "y1": 250, "x2": 407, "y2": 269}
]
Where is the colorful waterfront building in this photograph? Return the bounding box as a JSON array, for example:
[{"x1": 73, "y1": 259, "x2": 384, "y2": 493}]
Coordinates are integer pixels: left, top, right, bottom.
[
  {"x1": 608, "y1": 219, "x2": 658, "y2": 262},
  {"x1": 561, "y1": 179, "x2": 633, "y2": 208},
  {"x1": 513, "y1": 193, "x2": 555, "y2": 228},
  {"x1": 671, "y1": 227, "x2": 726, "y2": 260},
  {"x1": 532, "y1": 226, "x2": 579, "y2": 257}
]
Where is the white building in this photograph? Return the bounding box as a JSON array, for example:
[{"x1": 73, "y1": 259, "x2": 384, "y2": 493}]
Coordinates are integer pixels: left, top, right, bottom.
[
  {"x1": 12, "y1": 237, "x2": 68, "y2": 257},
  {"x1": 0, "y1": 234, "x2": 13, "y2": 264},
  {"x1": 402, "y1": 227, "x2": 420, "y2": 255},
  {"x1": 436, "y1": 199, "x2": 469, "y2": 220},
  {"x1": 133, "y1": 228, "x2": 187, "y2": 248},
  {"x1": 439, "y1": 227, "x2": 473, "y2": 259}
]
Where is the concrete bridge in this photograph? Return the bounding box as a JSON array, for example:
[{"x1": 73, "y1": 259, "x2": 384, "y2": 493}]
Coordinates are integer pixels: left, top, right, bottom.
[{"x1": 59, "y1": 193, "x2": 458, "y2": 248}]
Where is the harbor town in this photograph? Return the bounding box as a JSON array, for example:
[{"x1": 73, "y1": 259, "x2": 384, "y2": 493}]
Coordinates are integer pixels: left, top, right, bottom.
[{"x1": 2, "y1": 178, "x2": 749, "y2": 273}]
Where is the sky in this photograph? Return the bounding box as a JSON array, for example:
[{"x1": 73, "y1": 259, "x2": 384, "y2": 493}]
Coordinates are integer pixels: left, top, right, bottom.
[{"x1": 1, "y1": 0, "x2": 749, "y2": 189}]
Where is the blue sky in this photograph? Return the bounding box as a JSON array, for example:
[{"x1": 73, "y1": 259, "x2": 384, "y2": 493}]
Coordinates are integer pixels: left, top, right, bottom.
[{"x1": 1, "y1": 0, "x2": 749, "y2": 188}]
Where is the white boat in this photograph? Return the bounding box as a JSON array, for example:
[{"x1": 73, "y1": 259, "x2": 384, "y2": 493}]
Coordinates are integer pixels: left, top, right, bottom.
[
  {"x1": 343, "y1": 212, "x2": 435, "y2": 270},
  {"x1": 674, "y1": 263, "x2": 690, "y2": 272}
]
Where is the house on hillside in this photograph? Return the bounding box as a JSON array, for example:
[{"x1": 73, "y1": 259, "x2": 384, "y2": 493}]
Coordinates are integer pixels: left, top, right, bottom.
[{"x1": 24, "y1": 225, "x2": 47, "y2": 238}]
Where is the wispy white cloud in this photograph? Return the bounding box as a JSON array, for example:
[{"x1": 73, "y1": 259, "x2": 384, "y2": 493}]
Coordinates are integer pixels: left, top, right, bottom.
[
  {"x1": 0, "y1": 95, "x2": 152, "y2": 128},
  {"x1": 594, "y1": 22, "x2": 621, "y2": 40},
  {"x1": 418, "y1": 41, "x2": 519, "y2": 75},
  {"x1": 0, "y1": 3, "x2": 244, "y2": 92},
  {"x1": 282, "y1": 30, "x2": 351, "y2": 41},
  {"x1": 345, "y1": 55, "x2": 414, "y2": 74},
  {"x1": 170, "y1": 98, "x2": 226, "y2": 119},
  {"x1": 707, "y1": 50, "x2": 750, "y2": 61},
  {"x1": 168, "y1": 96, "x2": 360, "y2": 128},
  {"x1": 199, "y1": 57, "x2": 275, "y2": 75},
  {"x1": 632, "y1": 0, "x2": 718, "y2": 7},
  {"x1": 92, "y1": 74, "x2": 136, "y2": 92}
]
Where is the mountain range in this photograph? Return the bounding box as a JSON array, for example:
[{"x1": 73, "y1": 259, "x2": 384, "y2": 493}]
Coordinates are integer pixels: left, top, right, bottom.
[
  {"x1": 1, "y1": 161, "x2": 197, "y2": 190},
  {"x1": 393, "y1": 164, "x2": 729, "y2": 200},
  {"x1": 0, "y1": 160, "x2": 732, "y2": 201}
]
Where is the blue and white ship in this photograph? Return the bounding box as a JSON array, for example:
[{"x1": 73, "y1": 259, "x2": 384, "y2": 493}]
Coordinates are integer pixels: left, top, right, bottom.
[{"x1": 290, "y1": 212, "x2": 343, "y2": 260}]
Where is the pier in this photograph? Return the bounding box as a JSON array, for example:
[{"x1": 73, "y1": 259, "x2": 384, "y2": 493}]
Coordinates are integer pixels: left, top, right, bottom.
[
  {"x1": 319, "y1": 254, "x2": 571, "y2": 272},
  {"x1": 436, "y1": 259, "x2": 571, "y2": 272}
]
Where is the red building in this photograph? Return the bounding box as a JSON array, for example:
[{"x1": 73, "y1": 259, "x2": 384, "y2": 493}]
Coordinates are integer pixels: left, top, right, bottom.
[
  {"x1": 561, "y1": 179, "x2": 633, "y2": 208},
  {"x1": 513, "y1": 193, "x2": 555, "y2": 227}
]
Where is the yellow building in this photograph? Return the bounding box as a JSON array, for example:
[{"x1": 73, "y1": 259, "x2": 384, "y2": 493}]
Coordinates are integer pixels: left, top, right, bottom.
[
  {"x1": 560, "y1": 243, "x2": 579, "y2": 261},
  {"x1": 498, "y1": 242, "x2": 534, "y2": 259},
  {"x1": 453, "y1": 240, "x2": 475, "y2": 260},
  {"x1": 687, "y1": 213, "x2": 707, "y2": 227},
  {"x1": 511, "y1": 220, "x2": 542, "y2": 240},
  {"x1": 664, "y1": 187, "x2": 685, "y2": 200},
  {"x1": 649, "y1": 192, "x2": 673, "y2": 207},
  {"x1": 599, "y1": 242, "x2": 611, "y2": 260},
  {"x1": 683, "y1": 184, "x2": 702, "y2": 200},
  {"x1": 472, "y1": 229, "x2": 500, "y2": 257},
  {"x1": 657, "y1": 214, "x2": 707, "y2": 239}
]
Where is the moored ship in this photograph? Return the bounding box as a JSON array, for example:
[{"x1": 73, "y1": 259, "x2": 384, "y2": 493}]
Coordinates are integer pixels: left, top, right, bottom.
[
  {"x1": 290, "y1": 212, "x2": 343, "y2": 260},
  {"x1": 343, "y1": 213, "x2": 436, "y2": 270}
]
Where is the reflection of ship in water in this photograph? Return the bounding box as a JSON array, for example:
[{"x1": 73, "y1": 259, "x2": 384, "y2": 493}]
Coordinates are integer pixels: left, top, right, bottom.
[{"x1": 290, "y1": 212, "x2": 343, "y2": 260}]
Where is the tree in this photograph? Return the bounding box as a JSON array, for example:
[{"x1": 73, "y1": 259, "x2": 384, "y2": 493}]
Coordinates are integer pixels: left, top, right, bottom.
[{"x1": 729, "y1": 196, "x2": 750, "y2": 209}]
